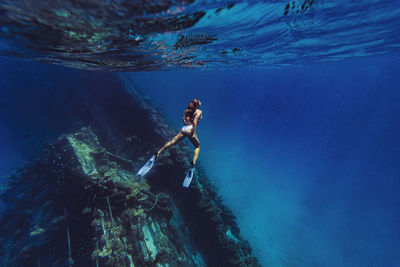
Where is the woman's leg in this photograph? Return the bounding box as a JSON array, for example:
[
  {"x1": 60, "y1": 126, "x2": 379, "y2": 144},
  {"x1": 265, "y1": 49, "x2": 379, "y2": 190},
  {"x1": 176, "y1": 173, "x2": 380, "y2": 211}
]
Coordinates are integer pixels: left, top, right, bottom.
[
  {"x1": 157, "y1": 132, "x2": 185, "y2": 158},
  {"x1": 188, "y1": 134, "x2": 200, "y2": 166}
]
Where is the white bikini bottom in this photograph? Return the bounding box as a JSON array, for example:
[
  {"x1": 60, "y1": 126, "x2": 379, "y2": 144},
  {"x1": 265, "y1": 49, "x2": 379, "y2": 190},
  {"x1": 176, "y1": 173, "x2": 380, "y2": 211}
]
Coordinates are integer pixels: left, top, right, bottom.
[{"x1": 181, "y1": 125, "x2": 193, "y2": 135}]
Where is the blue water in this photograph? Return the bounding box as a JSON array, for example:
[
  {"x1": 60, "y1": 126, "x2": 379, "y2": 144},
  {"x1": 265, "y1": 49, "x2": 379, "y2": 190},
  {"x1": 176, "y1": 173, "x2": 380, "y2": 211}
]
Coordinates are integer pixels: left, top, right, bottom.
[
  {"x1": 2, "y1": 54, "x2": 400, "y2": 266},
  {"x1": 0, "y1": 120, "x2": 23, "y2": 213},
  {"x1": 127, "y1": 54, "x2": 400, "y2": 266},
  {"x1": 1, "y1": 0, "x2": 400, "y2": 266},
  {"x1": 1, "y1": 56, "x2": 400, "y2": 266}
]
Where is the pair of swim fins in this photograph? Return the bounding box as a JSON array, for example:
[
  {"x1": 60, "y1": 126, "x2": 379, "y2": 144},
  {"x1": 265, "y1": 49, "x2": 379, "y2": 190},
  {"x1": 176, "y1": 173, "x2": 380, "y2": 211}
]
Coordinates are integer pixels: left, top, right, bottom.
[{"x1": 137, "y1": 155, "x2": 194, "y2": 188}]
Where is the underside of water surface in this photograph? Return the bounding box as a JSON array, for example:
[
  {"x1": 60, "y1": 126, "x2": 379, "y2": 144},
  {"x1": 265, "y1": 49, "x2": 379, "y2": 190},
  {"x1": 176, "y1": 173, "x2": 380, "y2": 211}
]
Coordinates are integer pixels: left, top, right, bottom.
[{"x1": 0, "y1": 0, "x2": 399, "y2": 70}]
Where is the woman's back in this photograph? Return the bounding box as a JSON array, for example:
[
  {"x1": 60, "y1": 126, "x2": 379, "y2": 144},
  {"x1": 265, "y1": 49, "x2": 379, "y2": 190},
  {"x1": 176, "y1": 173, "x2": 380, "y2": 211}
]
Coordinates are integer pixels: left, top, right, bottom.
[{"x1": 184, "y1": 109, "x2": 202, "y2": 125}]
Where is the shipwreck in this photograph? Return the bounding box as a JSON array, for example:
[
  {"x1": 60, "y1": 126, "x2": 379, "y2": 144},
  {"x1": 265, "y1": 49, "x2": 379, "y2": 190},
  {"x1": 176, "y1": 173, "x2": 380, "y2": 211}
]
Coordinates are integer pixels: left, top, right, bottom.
[{"x1": 0, "y1": 73, "x2": 260, "y2": 267}]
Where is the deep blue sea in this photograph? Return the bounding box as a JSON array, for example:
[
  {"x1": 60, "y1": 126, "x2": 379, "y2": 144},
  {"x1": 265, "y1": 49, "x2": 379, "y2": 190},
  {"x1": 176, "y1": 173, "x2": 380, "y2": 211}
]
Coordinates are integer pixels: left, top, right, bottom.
[
  {"x1": 1, "y1": 0, "x2": 400, "y2": 266},
  {"x1": 128, "y1": 55, "x2": 400, "y2": 266}
]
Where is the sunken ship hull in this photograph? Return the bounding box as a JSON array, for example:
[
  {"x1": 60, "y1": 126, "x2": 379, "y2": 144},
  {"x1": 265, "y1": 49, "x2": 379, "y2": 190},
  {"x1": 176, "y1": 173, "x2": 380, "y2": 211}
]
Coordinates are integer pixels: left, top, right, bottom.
[{"x1": 0, "y1": 74, "x2": 260, "y2": 267}]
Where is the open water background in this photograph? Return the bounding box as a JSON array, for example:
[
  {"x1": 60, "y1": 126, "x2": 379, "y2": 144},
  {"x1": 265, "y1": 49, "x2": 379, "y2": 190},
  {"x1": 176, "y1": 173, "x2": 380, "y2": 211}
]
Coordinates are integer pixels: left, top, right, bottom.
[{"x1": 127, "y1": 54, "x2": 400, "y2": 266}]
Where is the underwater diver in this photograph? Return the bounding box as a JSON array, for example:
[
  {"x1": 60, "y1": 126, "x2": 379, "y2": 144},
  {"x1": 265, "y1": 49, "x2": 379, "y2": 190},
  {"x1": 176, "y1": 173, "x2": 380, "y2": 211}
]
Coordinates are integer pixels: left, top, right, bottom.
[{"x1": 137, "y1": 99, "x2": 202, "y2": 187}]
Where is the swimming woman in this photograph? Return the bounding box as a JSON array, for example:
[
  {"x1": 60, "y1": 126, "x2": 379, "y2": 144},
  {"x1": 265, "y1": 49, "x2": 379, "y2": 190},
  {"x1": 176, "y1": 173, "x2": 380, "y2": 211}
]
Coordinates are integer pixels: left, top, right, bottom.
[
  {"x1": 137, "y1": 99, "x2": 202, "y2": 187},
  {"x1": 156, "y1": 98, "x2": 202, "y2": 165}
]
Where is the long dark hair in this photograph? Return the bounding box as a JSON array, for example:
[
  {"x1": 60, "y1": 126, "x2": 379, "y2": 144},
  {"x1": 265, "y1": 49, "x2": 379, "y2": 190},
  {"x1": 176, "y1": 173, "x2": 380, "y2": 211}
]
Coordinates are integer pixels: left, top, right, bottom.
[{"x1": 183, "y1": 99, "x2": 201, "y2": 122}]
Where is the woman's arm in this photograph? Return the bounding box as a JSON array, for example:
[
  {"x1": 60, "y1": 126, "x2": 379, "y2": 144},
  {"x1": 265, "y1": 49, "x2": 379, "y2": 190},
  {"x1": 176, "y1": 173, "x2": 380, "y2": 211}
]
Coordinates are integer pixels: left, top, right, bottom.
[{"x1": 192, "y1": 110, "x2": 202, "y2": 135}]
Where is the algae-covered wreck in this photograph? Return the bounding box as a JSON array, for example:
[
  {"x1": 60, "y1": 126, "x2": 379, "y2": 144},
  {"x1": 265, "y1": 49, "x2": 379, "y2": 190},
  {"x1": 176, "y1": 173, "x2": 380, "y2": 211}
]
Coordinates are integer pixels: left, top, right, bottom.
[{"x1": 0, "y1": 74, "x2": 260, "y2": 266}]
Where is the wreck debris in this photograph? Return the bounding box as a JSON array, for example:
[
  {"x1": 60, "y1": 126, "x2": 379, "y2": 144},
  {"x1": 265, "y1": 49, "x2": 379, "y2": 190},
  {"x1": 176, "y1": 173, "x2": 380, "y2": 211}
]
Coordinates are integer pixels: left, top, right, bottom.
[
  {"x1": 65, "y1": 209, "x2": 74, "y2": 267},
  {"x1": 0, "y1": 127, "x2": 259, "y2": 266}
]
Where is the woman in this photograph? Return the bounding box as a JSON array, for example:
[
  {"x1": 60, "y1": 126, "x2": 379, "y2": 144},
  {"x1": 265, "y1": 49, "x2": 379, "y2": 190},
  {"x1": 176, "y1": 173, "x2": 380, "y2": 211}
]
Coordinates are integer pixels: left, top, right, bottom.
[
  {"x1": 156, "y1": 98, "x2": 202, "y2": 167},
  {"x1": 137, "y1": 99, "x2": 202, "y2": 187}
]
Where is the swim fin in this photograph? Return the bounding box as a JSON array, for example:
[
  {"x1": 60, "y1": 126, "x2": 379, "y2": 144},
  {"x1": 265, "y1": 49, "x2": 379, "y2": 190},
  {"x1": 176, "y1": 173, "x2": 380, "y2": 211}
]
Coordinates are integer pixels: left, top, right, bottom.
[
  {"x1": 137, "y1": 155, "x2": 156, "y2": 177},
  {"x1": 183, "y1": 166, "x2": 194, "y2": 188}
]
